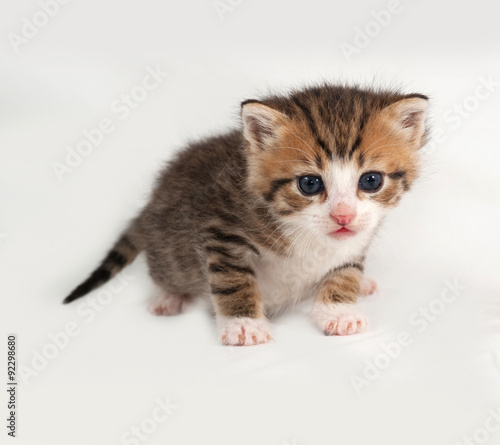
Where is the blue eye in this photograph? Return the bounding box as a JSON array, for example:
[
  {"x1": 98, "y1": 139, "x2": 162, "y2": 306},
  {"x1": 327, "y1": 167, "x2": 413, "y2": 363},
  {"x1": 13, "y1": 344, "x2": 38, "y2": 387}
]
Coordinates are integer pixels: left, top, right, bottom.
[
  {"x1": 359, "y1": 172, "x2": 383, "y2": 192},
  {"x1": 298, "y1": 176, "x2": 323, "y2": 195}
]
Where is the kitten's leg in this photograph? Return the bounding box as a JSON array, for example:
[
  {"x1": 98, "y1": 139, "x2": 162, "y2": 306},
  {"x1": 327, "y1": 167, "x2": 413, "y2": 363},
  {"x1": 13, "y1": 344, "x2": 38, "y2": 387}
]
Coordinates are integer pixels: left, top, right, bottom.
[
  {"x1": 148, "y1": 287, "x2": 189, "y2": 316},
  {"x1": 311, "y1": 265, "x2": 367, "y2": 336},
  {"x1": 205, "y1": 244, "x2": 271, "y2": 346},
  {"x1": 212, "y1": 279, "x2": 272, "y2": 346}
]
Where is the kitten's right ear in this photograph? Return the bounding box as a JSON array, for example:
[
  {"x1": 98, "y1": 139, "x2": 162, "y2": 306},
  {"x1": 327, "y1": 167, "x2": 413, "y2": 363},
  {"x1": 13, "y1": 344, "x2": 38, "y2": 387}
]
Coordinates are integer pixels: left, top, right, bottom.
[{"x1": 241, "y1": 100, "x2": 288, "y2": 149}]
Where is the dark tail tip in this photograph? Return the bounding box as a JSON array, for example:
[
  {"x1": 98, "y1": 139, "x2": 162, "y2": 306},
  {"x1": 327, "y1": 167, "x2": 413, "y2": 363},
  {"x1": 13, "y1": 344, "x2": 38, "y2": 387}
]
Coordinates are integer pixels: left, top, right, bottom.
[
  {"x1": 62, "y1": 231, "x2": 140, "y2": 305},
  {"x1": 62, "y1": 268, "x2": 111, "y2": 304},
  {"x1": 63, "y1": 285, "x2": 91, "y2": 304}
]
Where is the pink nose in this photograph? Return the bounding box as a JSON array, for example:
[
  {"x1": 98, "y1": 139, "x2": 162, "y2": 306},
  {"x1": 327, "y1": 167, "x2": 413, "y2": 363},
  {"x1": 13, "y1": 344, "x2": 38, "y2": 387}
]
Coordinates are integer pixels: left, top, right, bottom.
[{"x1": 330, "y1": 213, "x2": 356, "y2": 226}]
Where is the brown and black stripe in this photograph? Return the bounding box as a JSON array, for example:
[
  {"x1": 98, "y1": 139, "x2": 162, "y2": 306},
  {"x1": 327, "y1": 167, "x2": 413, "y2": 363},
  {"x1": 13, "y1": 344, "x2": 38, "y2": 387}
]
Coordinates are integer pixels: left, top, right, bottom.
[
  {"x1": 246, "y1": 84, "x2": 426, "y2": 214},
  {"x1": 203, "y1": 227, "x2": 263, "y2": 319},
  {"x1": 63, "y1": 231, "x2": 139, "y2": 304},
  {"x1": 315, "y1": 261, "x2": 365, "y2": 305}
]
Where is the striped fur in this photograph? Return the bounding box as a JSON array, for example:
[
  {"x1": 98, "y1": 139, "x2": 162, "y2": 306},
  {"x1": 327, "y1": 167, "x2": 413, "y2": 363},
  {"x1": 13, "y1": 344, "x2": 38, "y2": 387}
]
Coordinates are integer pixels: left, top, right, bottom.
[
  {"x1": 63, "y1": 229, "x2": 140, "y2": 304},
  {"x1": 316, "y1": 263, "x2": 365, "y2": 305},
  {"x1": 63, "y1": 83, "x2": 429, "y2": 345}
]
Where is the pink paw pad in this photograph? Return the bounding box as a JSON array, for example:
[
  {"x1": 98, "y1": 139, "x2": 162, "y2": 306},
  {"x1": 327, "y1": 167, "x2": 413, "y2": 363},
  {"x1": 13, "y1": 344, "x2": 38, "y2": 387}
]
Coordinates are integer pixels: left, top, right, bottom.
[{"x1": 324, "y1": 315, "x2": 367, "y2": 336}]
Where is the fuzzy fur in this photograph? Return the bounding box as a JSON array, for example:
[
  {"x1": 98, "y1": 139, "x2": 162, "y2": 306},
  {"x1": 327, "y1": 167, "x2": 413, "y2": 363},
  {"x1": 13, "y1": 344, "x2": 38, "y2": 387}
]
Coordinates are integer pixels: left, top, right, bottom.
[{"x1": 63, "y1": 83, "x2": 429, "y2": 346}]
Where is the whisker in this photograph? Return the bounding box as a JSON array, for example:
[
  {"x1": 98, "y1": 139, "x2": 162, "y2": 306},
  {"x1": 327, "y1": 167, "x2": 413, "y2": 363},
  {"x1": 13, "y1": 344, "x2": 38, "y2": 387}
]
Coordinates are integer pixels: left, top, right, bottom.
[{"x1": 272, "y1": 145, "x2": 317, "y2": 163}]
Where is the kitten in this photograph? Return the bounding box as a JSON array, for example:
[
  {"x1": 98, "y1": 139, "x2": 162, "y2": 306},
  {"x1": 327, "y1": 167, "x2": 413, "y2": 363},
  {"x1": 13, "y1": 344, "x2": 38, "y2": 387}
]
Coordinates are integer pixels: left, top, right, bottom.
[{"x1": 63, "y1": 84, "x2": 429, "y2": 346}]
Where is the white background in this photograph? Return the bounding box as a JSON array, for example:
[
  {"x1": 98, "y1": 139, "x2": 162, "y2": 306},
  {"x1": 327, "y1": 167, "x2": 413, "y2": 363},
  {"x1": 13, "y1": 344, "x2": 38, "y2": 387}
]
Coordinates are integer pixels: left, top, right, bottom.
[{"x1": 1, "y1": 1, "x2": 499, "y2": 444}]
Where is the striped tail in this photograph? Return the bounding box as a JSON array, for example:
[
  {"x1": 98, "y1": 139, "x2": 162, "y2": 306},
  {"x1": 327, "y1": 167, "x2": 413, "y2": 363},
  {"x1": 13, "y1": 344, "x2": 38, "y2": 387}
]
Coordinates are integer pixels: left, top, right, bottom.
[{"x1": 63, "y1": 228, "x2": 140, "y2": 304}]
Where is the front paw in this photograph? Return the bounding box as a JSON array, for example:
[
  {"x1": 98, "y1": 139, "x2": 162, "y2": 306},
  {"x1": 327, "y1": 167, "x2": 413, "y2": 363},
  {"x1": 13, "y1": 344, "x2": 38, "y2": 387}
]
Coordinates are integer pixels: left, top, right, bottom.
[
  {"x1": 311, "y1": 302, "x2": 367, "y2": 336},
  {"x1": 218, "y1": 317, "x2": 272, "y2": 346}
]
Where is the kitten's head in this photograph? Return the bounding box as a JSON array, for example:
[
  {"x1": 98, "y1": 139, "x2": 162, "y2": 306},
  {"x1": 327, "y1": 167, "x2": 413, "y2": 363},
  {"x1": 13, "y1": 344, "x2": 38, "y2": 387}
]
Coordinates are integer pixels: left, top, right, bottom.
[{"x1": 241, "y1": 85, "x2": 428, "y2": 250}]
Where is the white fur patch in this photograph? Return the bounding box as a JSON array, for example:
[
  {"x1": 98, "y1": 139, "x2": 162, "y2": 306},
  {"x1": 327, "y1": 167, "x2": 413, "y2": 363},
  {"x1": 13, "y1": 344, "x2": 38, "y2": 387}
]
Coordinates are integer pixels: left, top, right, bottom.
[
  {"x1": 310, "y1": 302, "x2": 367, "y2": 336},
  {"x1": 255, "y1": 226, "x2": 369, "y2": 314},
  {"x1": 217, "y1": 317, "x2": 272, "y2": 346},
  {"x1": 255, "y1": 161, "x2": 386, "y2": 314},
  {"x1": 255, "y1": 244, "x2": 349, "y2": 314}
]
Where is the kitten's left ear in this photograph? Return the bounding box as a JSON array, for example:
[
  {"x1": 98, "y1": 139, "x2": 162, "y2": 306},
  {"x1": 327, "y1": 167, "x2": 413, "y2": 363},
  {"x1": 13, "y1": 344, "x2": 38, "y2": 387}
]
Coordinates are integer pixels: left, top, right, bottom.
[
  {"x1": 241, "y1": 100, "x2": 288, "y2": 149},
  {"x1": 378, "y1": 95, "x2": 429, "y2": 147}
]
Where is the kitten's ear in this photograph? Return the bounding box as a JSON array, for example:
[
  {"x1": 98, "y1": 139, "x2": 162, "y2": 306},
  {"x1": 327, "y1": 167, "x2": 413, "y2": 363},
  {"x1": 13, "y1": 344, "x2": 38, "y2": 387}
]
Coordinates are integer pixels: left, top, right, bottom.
[
  {"x1": 241, "y1": 100, "x2": 288, "y2": 149},
  {"x1": 379, "y1": 95, "x2": 429, "y2": 147}
]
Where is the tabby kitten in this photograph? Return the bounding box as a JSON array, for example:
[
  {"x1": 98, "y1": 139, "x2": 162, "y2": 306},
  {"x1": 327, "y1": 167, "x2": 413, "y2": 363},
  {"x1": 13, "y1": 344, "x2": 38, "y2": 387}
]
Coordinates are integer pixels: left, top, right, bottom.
[{"x1": 63, "y1": 84, "x2": 429, "y2": 346}]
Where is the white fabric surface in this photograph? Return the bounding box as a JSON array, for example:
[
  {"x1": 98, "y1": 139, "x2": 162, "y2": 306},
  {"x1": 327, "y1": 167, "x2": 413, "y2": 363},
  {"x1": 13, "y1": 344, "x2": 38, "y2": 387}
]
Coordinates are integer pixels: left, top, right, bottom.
[{"x1": 1, "y1": 1, "x2": 499, "y2": 444}]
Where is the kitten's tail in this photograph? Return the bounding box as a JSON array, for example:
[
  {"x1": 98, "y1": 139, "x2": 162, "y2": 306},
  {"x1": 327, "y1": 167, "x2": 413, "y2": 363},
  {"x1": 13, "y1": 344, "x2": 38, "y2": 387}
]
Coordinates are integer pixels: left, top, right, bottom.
[{"x1": 62, "y1": 222, "x2": 142, "y2": 304}]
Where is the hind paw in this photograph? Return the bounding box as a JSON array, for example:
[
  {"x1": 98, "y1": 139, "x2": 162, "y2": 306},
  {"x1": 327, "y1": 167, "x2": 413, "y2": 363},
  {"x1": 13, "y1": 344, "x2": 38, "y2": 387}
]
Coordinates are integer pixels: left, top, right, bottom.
[
  {"x1": 361, "y1": 277, "x2": 377, "y2": 296},
  {"x1": 148, "y1": 292, "x2": 188, "y2": 316}
]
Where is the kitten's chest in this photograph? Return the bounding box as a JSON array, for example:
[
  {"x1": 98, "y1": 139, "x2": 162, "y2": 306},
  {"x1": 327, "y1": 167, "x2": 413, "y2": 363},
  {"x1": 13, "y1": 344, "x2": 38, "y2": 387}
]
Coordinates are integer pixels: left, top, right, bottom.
[{"x1": 254, "y1": 242, "x2": 356, "y2": 313}]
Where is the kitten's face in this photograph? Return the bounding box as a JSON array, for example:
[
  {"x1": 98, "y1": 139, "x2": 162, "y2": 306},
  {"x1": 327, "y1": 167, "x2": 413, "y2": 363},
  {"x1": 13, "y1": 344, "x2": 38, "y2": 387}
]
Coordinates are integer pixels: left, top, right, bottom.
[{"x1": 242, "y1": 90, "x2": 428, "y2": 250}]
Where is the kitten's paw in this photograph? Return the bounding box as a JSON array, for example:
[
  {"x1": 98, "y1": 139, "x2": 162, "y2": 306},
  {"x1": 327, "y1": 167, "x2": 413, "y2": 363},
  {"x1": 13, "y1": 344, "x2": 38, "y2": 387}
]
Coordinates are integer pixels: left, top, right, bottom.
[
  {"x1": 218, "y1": 317, "x2": 272, "y2": 346},
  {"x1": 148, "y1": 292, "x2": 188, "y2": 316},
  {"x1": 361, "y1": 277, "x2": 377, "y2": 296},
  {"x1": 311, "y1": 302, "x2": 367, "y2": 336}
]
